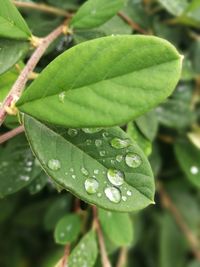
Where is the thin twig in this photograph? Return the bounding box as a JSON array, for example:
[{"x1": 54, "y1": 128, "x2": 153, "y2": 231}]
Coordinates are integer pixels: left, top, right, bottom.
[
  {"x1": 0, "y1": 24, "x2": 66, "y2": 127},
  {"x1": 116, "y1": 247, "x2": 128, "y2": 267},
  {"x1": 0, "y1": 125, "x2": 24, "y2": 144},
  {"x1": 158, "y1": 182, "x2": 200, "y2": 262},
  {"x1": 13, "y1": 0, "x2": 72, "y2": 17},
  {"x1": 62, "y1": 244, "x2": 70, "y2": 267},
  {"x1": 92, "y1": 206, "x2": 112, "y2": 267},
  {"x1": 117, "y1": 11, "x2": 147, "y2": 34}
]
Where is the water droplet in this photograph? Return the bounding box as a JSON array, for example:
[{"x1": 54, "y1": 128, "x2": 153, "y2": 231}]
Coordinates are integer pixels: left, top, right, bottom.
[
  {"x1": 100, "y1": 150, "x2": 106, "y2": 157},
  {"x1": 66, "y1": 225, "x2": 72, "y2": 231},
  {"x1": 116, "y1": 155, "x2": 123, "y2": 162},
  {"x1": 58, "y1": 91, "x2": 66, "y2": 103},
  {"x1": 102, "y1": 132, "x2": 109, "y2": 139},
  {"x1": 95, "y1": 139, "x2": 102, "y2": 147},
  {"x1": 36, "y1": 184, "x2": 41, "y2": 191},
  {"x1": 70, "y1": 168, "x2": 74, "y2": 172},
  {"x1": 91, "y1": 9, "x2": 96, "y2": 15},
  {"x1": 127, "y1": 190, "x2": 132, "y2": 196},
  {"x1": 68, "y1": 128, "x2": 78, "y2": 137},
  {"x1": 48, "y1": 159, "x2": 61, "y2": 171},
  {"x1": 81, "y1": 167, "x2": 89, "y2": 176},
  {"x1": 25, "y1": 166, "x2": 32, "y2": 172},
  {"x1": 190, "y1": 166, "x2": 199, "y2": 175},
  {"x1": 104, "y1": 186, "x2": 121, "y2": 203},
  {"x1": 110, "y1": 138, "x2": 130, "y2": 149},
  {"x1": 60, "y1": 232, "x2": 65, "y2": 238},
  {"x1": 19, "y1": 175, "x2": 30, "y2": 182},
  {"x1": 122, "y1": 196, "x2": 127, "y2": 201},
  {"x1": 97, "y1": 192, "x2": 102, "y2": 198},
  {"x1": 86, "y1": 139, "x2": 92, "y2": 145},
  {"x1": 107, "y1": 169, "x2": 124, "y2": 186},
  {"x1": 84, "y1": 178, "x2": 99, "y2": 194},
  {"x1": 82, "y1": 128, "x2": 102, "y2": 134},
  {"x1": 94, "y1": 169, "x2": 99, "y2": 175},
  {"x1": 72, "y1": 174, "x2": 76, "y2": 179},
  {"x1": 125, "y1": 153, "x2": 142, "y2": 168},
  {"x1": 111, "y1": 159, "x2": 115, "y2": 165}
]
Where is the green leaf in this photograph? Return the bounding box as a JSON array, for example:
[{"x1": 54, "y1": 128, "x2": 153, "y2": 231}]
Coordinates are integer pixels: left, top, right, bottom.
[
  {"x1": 174, "y1": 139, "x2": 200, "y2": 188},
  {"x1": 68, "y1": 230, "x2": 98, "y2": 267},
  {"x1": 24, "y1": 115, "x2": 155, "y2": 212},
  {"x1": 17, "y1": 35, "x2": 182, "y2": 128},
  {"x1": 54, "y1": 214, "x2": 81, "y2": 245},
  {"x1": 0, "y1": 0, "x2": 31, "y2": 40},
  {"x1": 135, "y1": 111, "x2": 158, "y2": 141},
  {"x1": 0, "y1": 135, "x2": 41, "y2": 198},
  {"x1": 158, "y1": 0, "x2": 188, "y2": 16},
  {"x1": 99, "y1": 208, "x2": 133, "y2": 246},
  {"x1": 0, "y1": 39, "x2": 29, "y2": 75},
  {"x1": 70, "y1": 0, "x2": 125, "y2": 29}
]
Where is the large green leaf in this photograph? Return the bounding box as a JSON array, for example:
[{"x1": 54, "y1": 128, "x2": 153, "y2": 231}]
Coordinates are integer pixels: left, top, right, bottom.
[
  {"x1": 158, "y1": 0, "x2": 188, "y2": 16},
  {"x1": 174, "y1": 139, "x2": 200, "y2": 188},
  {"x1": 17, "y1": 35, "x2": 182, "y2": 128},
  {"x1": 54, "y1": 214, "x2": 81, "y2": 245},
  {"x1": 24, "y1": 115, "x2": 155, "y2": 212},
  {"x1": 0, "y1": 0, "x2": 31, "y2": 40},
  {"x1": 0, "y1": 135, "x2": 41, "y2": 198},
  {"x1": 0, "y1": 39, "x2": 29, "y2": 75},
  {"x1": 68, "y1": 230, "x2": 98, "y2": 267},
  {"x1": 70, "y1": 0, "x2": 125, "y2": 29},
  {"x1": 99, "y1": 208, "x2": 133, "y2": 246}
]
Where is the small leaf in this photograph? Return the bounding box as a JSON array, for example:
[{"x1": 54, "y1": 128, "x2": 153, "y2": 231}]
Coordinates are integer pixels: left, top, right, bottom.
[
  {"x1": 174, "y1": 139, "x2": 200, "y2": 188},
  {"x1": 68, "y1": 230, "x2": 98, "y2": 267},
  {"x1": 70, "y1": 0, "x2": 125, "y2": 29},
  {"x1": 17, "y1": 35, "x2": 182, "y2": 128},
  {"x1": 0, "y1": 0, "x2": 31, "y2": 40},
  {"x1": 158, "y1": 0, "x2": 188, "y2": 16},
  {"x1": 54, "y1": 214, "x2": 81, "y2": 245},
  {"x1": 0, "y1": 135, "x2": 41, "y2": 198},
  {"x1": 24, "y1": 115, "x2": 155, "y2": 212},
  {"x1": 0, "y1": 38, "x2": 29, "y2": 75},
  {"x1": 99, "y1": 208, "x2": 133, "y2": 246}
]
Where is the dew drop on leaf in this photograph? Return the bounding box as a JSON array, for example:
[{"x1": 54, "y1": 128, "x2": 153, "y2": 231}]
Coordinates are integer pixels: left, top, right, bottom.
[
  {"x1": 125, "y1": 153, "x2": 142, "y2": 168},
  {"x1": 58, "y1": 91, "x2": 66, "y2": 103},
  {"x1": 84, "y1": 178, "x2": 99, "y2": 194},
  {"x1": 82, "y1": 128, "x2": 102, "y2": 134},
  {"x1": 127, "y1": 190, "x2": 132, "y2": 196},
  {"x1": 104, "y1": 186, "x2": 121, "y2": 203},
  {"x1": 99, "y1": 150, "x2": 106, "y2": 157},
  {"x1": 107, "y1": 169, "x2": 124, "y2": 186},
  {"x1": 47, "y1": 159, "x2": 61, "y2": 171},
  {"x1": 116, "y1": 155, "x2": 123, "y2": 162},
  {"x1": 110, "y1": 138, "x2": 130, "y2": 149},
  {"x1": 81, "y1": 167, "x2": 89, "y2": 176},
  {"x1": 95, "y1": 139, "x2": 102, "y2": 147},
  {"x1": 122, "y1": 196, "x2": 127, "y2": 201},
  {"x1": 68, "y1": 128, "x2": 78, "y2": 137}
]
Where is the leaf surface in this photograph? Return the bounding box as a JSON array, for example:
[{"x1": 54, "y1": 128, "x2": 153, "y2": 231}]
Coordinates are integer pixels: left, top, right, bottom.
[
  {"x1": 24, "y1": 115, "x2": 155, "y2": 212},
  {"x1": 17, "y1": 35, "x2": 182, "y2": 128}
]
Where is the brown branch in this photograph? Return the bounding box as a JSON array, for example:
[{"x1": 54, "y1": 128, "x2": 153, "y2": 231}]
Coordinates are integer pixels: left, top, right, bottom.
[
  {"x1": 0, "y1": 24, "x2": 66, "y2": 127},
  {"x1": 158, "y1": 182, "x2": 200, "y2": 262},
  {"x1": 116, "y1": 247, "x2": 128, "y2": 267},
  {"x1": 92, "y1": 206, "x2": 112, "y2": 267},
  {"x1": 0, "y1": 125, "x2": 24, "y2": 144},
  {"x1": 13, "y1": 0, "x2": 72, "y2": 17},
  {"x1": 62, "y1": 244, "x2": 70, "y2": 267},
  {"x1": 117, "y1": 11, "x2": 147, "y2": 34}
]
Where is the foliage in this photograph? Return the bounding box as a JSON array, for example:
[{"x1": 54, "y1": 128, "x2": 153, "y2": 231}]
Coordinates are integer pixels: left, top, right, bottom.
[{"x1": 0, "y1": 0, "x2": 200, "y2": 266}]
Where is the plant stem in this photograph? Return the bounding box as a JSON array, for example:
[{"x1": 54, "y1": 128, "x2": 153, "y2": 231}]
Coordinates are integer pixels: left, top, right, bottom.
[
  {"x1": 13, "y1": 0, "x2": 72, "y2": 17},
  {"x1": 62, "y1": 244, "x2": 70, "y2": 267},
  {"x1": 116, "y1": 247, "x2": 128, "y2": 267},
  {"x1": 0, "y1": 125, "x2": 24, "y2": 144},
  {"x1": 117, "y1": 11, "x2": 147, "y2": 34},
  {"x1": 92, "y1": 206, "x2": 112, "y2": 267},
  {"x1": 0, "y1": 24, "x2": 66, "y2": 127},
  {"x1": 158, "y1": 182, "x2": 200, "y2": 262}
]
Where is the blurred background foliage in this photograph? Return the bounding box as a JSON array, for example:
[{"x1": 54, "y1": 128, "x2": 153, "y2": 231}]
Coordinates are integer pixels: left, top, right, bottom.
[{"x1": 1, "y1": 0, "x2": 200, "y2": 266}]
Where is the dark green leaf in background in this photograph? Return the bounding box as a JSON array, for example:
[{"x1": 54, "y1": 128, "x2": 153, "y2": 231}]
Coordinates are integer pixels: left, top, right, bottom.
[
  {"x1": 99, "y1": 208, "x2": 133, "y2": 246},
  {"x1": 17, "y1": 35, "x2": 182, "y2": 128},
  {"x1": 24, "y1": 115, "x2": 155, "y2": 212},
  {"x1": 70, "y1": 0, "x2": 125, "y2": 29},
  {"x1": 54, "y1": 214, "x2": 81, "y2": 245}
]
